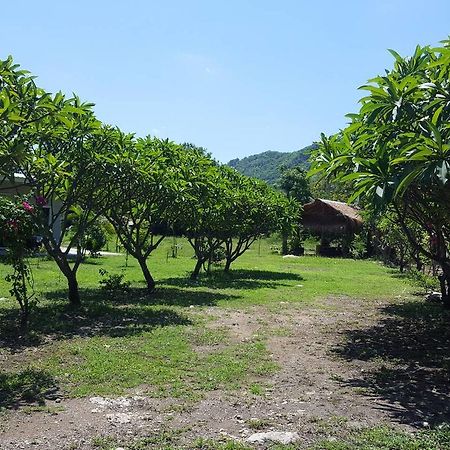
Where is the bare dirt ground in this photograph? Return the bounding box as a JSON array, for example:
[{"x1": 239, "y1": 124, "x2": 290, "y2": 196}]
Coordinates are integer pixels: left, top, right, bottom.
[{"x1": 1, "y1": 296, "x2": 449, "y2": 449}]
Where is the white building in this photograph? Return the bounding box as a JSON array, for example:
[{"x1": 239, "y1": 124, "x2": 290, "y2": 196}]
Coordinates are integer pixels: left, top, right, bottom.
[{"x1": 0, "y1": 174, "x2": 63, "y2": 246}]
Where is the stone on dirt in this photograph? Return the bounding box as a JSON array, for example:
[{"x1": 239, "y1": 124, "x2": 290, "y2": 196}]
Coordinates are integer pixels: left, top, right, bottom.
[
  {"x1": 247, "y1": 431, "x2": 299, "y2": 444},
  {"x1": 425, "y1": 291, "x2": 442, "y2": 303}
]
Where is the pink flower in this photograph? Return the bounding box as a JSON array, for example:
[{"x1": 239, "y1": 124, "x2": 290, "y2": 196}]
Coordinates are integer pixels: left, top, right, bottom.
[
  {"x1": 35, "y1": 195, "x2": 47, "y2": 206},
  {"x1": 7, "y1": 219, "x2": 19, "y2": 231},
  {"x1": 22, "y1": 201, "x2": 34, "y2": 213}
]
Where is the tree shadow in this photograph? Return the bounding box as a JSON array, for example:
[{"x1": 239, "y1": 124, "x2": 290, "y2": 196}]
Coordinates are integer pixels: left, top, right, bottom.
[
  {"x1": 0, "y1": 369, "x2": 57, "y2": 409},
  {"x1": 0, "y1": 285, "x2": 233, "y2": 351},
  {"x1": 160, "y1": 269, "x2": 304, "y2": 291},
  {"x1": 335, "y1": 300, "x2": 450, "y2": 426}
]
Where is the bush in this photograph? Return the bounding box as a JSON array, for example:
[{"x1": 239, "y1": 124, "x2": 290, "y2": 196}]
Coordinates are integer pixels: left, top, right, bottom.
[
  {"x1": 98, "y1": 269, "x2": 130, "y2": 292},
  {"x1": 407, "y1": 269, "x2": 439, "y2": 292},
  {"x1": 84, "y1": 225, "x2": 107, "y2": 257}
]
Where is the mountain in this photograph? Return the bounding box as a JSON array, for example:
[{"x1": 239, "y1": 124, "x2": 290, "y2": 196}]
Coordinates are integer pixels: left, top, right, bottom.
[{"x1": 227, "y1": 144, "x2": 316, "y2": 186}]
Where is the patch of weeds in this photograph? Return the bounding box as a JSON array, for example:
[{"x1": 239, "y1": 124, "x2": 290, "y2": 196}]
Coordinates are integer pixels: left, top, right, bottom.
[
  {"x1": 353, "y1": 386, "x2": 369, "y2": 395},
  {"x1": 198, "y1": 340, "x2": 278, "y2": 391},
  {"x1": 246, "y1": 417, "x2": 273, "y2": 430},
  {"x1": 22, "y1": 404, "x2": 65, "y2": 415},
  {"x1": 37, "y1": 327, "x2": 276, "y2": 401},
  {"x1": 313, "y1": 425, "x2": 450, "y2": 450},
  {"x1": 269, "y1": 326, "x2": 293, "y2": 337},
  {"x1": 329, "y1": 373, "x2": 344, "y2": 382},
  {"x1": 92, "y1": 436, "x2": 118, "y2": 449},
  {"x1": 186, "y1": 326, "x2": 229, "y2": 346},
  {"x1": 406, "y1": 269, "x2": 439, "y2": 292},
  {"x1": 269, "y1": 445, "x2": 297, "y2": 450},
  {"x1": 127, "y1": 428, "x2": 185, "y2": 449},
  {"x1": 192, "y1": 438, "x2": 252, "y2": 450},
  {"x1": 0, "y1": 368, "x2": 56, "y2": 407},
  {"x1": 307, "y1": 415, "x2": 349, "y2": 436},
  {"x1": 249, "y1": 383, "x2": 265, "y2": 396}
]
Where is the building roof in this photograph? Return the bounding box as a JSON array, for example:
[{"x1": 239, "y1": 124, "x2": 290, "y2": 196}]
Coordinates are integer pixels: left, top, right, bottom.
[
  {"x1": 302, "y1": 198, "x2": 363, "y2": 235},
  {"x1": 315, "y1": 199, "x2": 363, "y2": 222}
]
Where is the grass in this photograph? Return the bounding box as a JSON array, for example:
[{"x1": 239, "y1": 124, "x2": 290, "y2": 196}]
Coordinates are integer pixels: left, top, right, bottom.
[
  {"x1": 314, "y1": 425, "x2": 450, "y2": 450},
  {"x1": 0, "y1": 238, "x2": 421, "y2": 418},
  {"x1": 38, "y1": 331, "x2": 276, "y2": 398},
  {"x1": 89, "y1": 426, "x2": 450, "y2": 450}
]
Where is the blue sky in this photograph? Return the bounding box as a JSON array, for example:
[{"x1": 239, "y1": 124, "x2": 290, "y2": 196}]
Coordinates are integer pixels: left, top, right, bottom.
[{"x1": 2, "y1": 1, "x2": 449, "y2": 162}]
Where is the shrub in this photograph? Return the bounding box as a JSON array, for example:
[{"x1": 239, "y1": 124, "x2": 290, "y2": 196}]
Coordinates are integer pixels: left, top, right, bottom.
[{"x1": 98, "y1": 269, "x2": 130, "y2": 292}]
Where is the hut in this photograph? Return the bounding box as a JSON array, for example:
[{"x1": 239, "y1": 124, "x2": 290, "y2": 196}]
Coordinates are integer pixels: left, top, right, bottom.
[{"x1": 302, "y1": 199, "x2": 363, "y2": 256}]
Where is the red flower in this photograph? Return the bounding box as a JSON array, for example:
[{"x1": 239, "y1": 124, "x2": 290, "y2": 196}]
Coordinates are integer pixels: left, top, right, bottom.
[
  {"x1": 35, "y1": 195, "x2": 47, "y2": 206},
  {"x1": 22, "y1": 201, "x2": 34, "y2": 213},
  {"x1": 7, "y1": 219, "x2": 19, "y2": 231}
]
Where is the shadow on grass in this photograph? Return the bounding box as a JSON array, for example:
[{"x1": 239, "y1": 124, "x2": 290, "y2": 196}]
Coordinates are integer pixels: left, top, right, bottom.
[
  {"x1": 160, "y1": 268, "x2": 304, "y2": 291},
  {"x1": 335, "y1": 300, "x2": 450, "y2": 426},
  {"x1": 0, "y1": 285, "x2": 235, "y2": 351},
  {"x1": 0, "y1": 369, "x2": 57, "y2": 409}
]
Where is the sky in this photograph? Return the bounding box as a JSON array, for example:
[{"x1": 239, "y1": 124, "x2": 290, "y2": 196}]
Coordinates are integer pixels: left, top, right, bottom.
[{"x1": 1, "y1": 1, "x2": 450, "y2": 162}]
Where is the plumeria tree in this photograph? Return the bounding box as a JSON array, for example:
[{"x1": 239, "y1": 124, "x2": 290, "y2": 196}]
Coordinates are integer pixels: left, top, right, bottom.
[
  {"x1": 20, "y1": 108, "x2": 118, "y2": 306},
  {"x1": 222, "y1": 170, "x2": 298, "y2": 271},
  {"x1": 0, "y1": 56, "x2": 62, "y2": 182},
  {"x1": 311, "y1": 41, "x2": 450, "y2": 305},
  {"x1": 1, "y1": 56, "x2": 120, "y2": 305},
  {"x1": 104, "y1": 136, "x2": 216, "y2": 290},
  {"x1": 0, "y1": 196, "x2": 40, "y2": 328}
]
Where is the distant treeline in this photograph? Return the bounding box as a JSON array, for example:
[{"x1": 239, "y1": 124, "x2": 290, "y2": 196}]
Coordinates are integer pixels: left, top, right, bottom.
[{"x1": 227, "y1": 144, "x2": 317, "y2": 186}]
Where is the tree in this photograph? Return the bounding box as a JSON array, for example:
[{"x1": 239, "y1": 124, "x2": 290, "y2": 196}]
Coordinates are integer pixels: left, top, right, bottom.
[
  {"x1": 181, "y1": 163, "x2": 231, "y2": 280},
  {"x1": 222, "y1": 170, "x2": 297, "y2": 271},
  {"x1": 104, "y1": 137, "x2": 215, "y2": 290},
  {"x1": 1, "y1": 57, "x2": 116, "y2": 305},
  {"x1": 376, "y1": 210, "x2": 426, "y2": 272},
  {"x1": 310, "y1": 41, "x2": 450, "y2": 305},
  {"x1": 0, "y1": 56, "x2": 60, "y2": 181},
  {"x1": 279, "y1": 166, "x2": 311, "y2": 255},
  {"x1": 0, "y1": 196, "x2": 39, "y2": 329},
  {"x1": 279, "y1": 166, "x2": 311, "y2": 204}
]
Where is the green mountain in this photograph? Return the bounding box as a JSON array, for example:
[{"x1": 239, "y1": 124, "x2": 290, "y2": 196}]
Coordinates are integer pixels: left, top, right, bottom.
[{"x1": 227, "y1": 144, "x2": 316, "y2": 185}]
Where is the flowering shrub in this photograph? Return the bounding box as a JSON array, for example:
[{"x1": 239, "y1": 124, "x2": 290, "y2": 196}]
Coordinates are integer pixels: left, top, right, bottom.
[{"x1": 0, "y1": 195, "x2": 41, "y2": 329}]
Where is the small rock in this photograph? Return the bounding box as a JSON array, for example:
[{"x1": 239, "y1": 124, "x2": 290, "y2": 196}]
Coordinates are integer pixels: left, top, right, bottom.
[
  {"x1": 247, "y1": 431, "x2": 299, "y2": 444},
  {"x1": 425, "y1": 292, "x2": 442, "y2": 303},
  {"x1": 106, "y1": 413, "x2": 132, "y2": 424}
]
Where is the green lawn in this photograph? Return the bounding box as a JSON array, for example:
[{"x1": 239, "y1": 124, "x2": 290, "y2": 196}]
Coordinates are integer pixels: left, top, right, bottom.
[
  {"x1": 0, "y1": 238, "x2": 414, "y2": 403},
  {"x1": 3, "y1": 238, "x2": 444, "y2": 450}
]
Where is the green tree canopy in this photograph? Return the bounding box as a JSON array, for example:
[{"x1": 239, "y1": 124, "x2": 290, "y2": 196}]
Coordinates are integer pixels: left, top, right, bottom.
[{"x1": 310, "y1": 40, "x2": 450, "y2": 304}]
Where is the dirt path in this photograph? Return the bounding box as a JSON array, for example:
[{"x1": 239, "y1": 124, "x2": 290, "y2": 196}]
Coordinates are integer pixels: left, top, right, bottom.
[{"x1": 1, "y1": 296, "x2": 447, "y2": 449}]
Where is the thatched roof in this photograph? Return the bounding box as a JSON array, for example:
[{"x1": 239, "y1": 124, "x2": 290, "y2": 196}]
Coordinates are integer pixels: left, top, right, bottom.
[{"x1": 302, "y1": 198, "x2": 363, "y2": 235}]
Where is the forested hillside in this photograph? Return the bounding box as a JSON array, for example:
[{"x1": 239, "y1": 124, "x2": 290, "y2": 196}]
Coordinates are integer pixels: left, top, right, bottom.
[{"x1": 227, "y1": 144, "x2": 316, "y2": 185}]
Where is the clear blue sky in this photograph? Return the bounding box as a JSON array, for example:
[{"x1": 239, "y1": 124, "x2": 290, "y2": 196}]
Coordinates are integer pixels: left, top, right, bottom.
[{"x1": 2, "y1": 1, "x2": 449, "y2": 162}]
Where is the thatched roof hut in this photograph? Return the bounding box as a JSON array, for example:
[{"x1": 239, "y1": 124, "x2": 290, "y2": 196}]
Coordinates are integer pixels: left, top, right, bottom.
[{"x1": 302, "y1": 199, "x2": 363, "y2": 236}]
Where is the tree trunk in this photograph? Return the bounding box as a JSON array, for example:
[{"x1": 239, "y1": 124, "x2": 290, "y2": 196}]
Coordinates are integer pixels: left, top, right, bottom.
[
  {"x1": 137, "y1": 256, "x2": 156, "y2": 291},
  {"x1": 18, "y1": 294, "x2": 29, "y2": 333},
  {"x1": 191, "y1": 258, "x2": 203, "y2": 280},
  {"x1": 224, "y1": 258, "x2": 232, "y2": 272},
  {"x1": 66, "y1": 269, "x2": 81, "y2": 306},
  {"x1": 43, "y1": 238, "x2": 81, "y2": 306},
  {"x1": 440, "y1": 263, "x2": 450, "y2": 307},
  {"x1": 281, "y1": 230, "x2": 289, "y2": 255}
]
